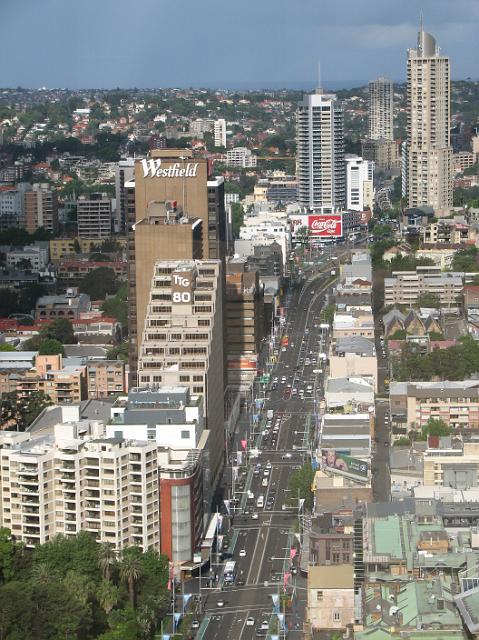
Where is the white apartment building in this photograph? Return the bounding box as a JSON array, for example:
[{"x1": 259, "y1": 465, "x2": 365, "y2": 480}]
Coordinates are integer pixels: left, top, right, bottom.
[
  {"x1": 214, "y1": 119, "x2": 227, "y2": 148},
  {"x1": 226, "y1": 147, "x2": 257, "y2": 168},
  {"x1": 136, "y1": 259, "x2": 224, "y2": 484},
  {"x1": 0, "y1": 184, "x2": 30, "y2": 230},
  {"x1": 296, "y1": 89, "x2": 345, "y2": 211},
  {"x1": 189, "y1": 118, "x2": 214, "y2": 137},
  {"x1": 406, "y1": 27, "x2": 453, "y2": 214},
  {"x1": 368, "y1": 77, "x2": 394, "y2": 141},
  {"x1": 384, "y1": 270, "x2": 463, "y2": 307},
  {"x1": 0, "y1": 419, "x2": 160, "y2": 550},
  {"x1": 345, "y1": 155, "x2": 374, "y2": 211}
]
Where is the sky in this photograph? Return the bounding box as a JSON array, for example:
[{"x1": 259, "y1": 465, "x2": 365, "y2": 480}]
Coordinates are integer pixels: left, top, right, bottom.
[{"x1": 1, "y1": 0, "x2": 478, "y2": 89}]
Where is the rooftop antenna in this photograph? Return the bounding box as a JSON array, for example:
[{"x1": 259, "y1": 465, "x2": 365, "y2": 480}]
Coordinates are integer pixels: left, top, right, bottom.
[{"x1": 419, "y1": 10, "x2": 424, "y2": 32}]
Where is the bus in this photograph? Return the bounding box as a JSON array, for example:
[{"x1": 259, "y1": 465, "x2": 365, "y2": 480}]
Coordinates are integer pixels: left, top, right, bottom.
[
  {"x1": 281, "y1": 335, "x2": 289, "y2": 347},
  {"x1": 223, "y1": 561, "x2": 236, "y2": 584}
]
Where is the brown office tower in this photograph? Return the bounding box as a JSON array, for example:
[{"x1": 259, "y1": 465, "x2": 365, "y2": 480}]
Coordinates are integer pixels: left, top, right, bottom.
[
  {"x1": 137, "y1": 259, "x2": 224, "y2": 484},
  {"x1": 225, "y1": 257, "x2": 265, "y2": 392},
  {"x1": 127, "y1": 149, "x2": 228, "y2": 385},
  {"x1": 24, "y1": 184, "x2": 59, "y2": 234}
]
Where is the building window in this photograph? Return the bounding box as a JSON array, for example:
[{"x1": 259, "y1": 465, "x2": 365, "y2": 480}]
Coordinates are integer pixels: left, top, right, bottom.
[
  {"x1": 332, "y1": 611, "x2": 340, "y2": 622},
  {"x1": 332, "y1": 553, "x2": 340, "y2": 563},
  {"x1": 181, "y1": 431, "x2": 189, "y2": 439},
  {"x1": 316, "y1": 591, "x2": 323, "y2": 602},
  {"x1": 179, "y1": 375, "x2": 190, "y2": 382}
]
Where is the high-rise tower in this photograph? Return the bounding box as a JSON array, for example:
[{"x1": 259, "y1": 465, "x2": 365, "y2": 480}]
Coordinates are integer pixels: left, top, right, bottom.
[
  {"x1": 406, "y1": 25, "x2": 453, "y2": 214},
  {"x1": 368, "y1": 77, "x2": 394, "y2": 141},
  {"x1": 296, "y1": 89, "x2": 345, "y2": 212}
]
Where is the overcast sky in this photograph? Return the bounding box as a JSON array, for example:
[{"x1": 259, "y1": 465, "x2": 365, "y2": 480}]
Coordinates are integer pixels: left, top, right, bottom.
[{"x1": 1, "y1": 0, "x2": 477, "y2": 89}]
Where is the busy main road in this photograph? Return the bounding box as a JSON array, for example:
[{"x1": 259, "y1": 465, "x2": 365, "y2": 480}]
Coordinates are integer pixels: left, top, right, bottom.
[{"x1": 199, "y1": 261, "x2": 337, "y2": 639}]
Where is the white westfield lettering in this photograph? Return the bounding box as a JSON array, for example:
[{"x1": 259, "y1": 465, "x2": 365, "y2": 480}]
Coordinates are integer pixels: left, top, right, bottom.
[{"x1": 141, "y1": 159, "x2": 199, "y2": 179}]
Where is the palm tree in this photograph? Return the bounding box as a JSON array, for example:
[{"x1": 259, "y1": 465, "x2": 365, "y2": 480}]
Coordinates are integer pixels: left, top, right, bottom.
[
  {"x1": 96, "y1": 579, "x2": 119, "y2": 615},
  {"x1": 30, "y1": 562, "x2": 58, "y2": 585},
  {"x1": 98, "y1": 542, "x2": 116, "y2": 582},
  {"x1": 119, "y1": 554, "x2": 142, "y2": 609}
]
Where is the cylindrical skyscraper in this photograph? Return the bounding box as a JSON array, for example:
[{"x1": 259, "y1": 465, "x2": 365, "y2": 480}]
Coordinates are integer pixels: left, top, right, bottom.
[{"x1": 406, "y1": 26, "x2": 453, "y2": 215}]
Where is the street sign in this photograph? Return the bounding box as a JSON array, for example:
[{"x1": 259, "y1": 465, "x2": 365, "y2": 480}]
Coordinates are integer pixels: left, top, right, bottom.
[{"x1": 260, "y1": 374, "x2": 271, "y2": 384}]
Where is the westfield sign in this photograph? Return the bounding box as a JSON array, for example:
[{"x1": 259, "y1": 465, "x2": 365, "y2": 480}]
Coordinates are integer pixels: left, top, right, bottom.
[
  {"x1": 308, "y1": 214, "x2": 343, "y2": 237},
  {"x1": 141, "y1": 158, "x2": 199, "y2": 179}
]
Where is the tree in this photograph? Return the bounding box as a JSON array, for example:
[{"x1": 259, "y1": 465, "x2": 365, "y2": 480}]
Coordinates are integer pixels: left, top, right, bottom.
[
  {"x1": 0, "y1": 391, "x2": 53, "y2": 431},
  {"x1": 0, "y1": 344, "x2": 15, "y2": 352},
  {"x1": 417, "y1": 292, "x2": 440, "y2": 308},
  {"x1": 119, "y1": 553, "x2": 142, "y2": 609},
  {"x1": 98, "y1": 543, "x2": 116, "y2": 582},
  {"x1": 106, "y1": 341, "x2": 129, "y2": 361},
  {"x1": 231, "y1": 202, "x2": 244, "y2": 239},
  {"x1": 80, "y1": 267, "x2": 119, "y2": 300},
  {"x1": 288, "y1": 462, "x2": 315, "y2": 512},
  {"x1": 38, "y1": 338, "x2": 65, "y2": 356},
  {"x1": 97, "y1": 579, "x2": 119, "y2": 615},
  {"x1": 102, "y1": 283, "x2": 128, "y2": 329},
  {"x1": 422, "y1": 418, "x2": 451, "y2": 438},
  {"x1": 39, "y1": 318, "x2": 75, "y2": 344}
]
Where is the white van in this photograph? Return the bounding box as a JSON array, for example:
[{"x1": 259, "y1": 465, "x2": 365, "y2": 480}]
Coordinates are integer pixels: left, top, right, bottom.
[{"x1": 256, "y1": 495, "x2": 264, "y2": 508}]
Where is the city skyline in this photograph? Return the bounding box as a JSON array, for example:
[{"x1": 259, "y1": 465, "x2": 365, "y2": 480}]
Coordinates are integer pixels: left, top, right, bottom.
[{"x1": 1, "y1": 0, "x2": 477, "y2": 89}]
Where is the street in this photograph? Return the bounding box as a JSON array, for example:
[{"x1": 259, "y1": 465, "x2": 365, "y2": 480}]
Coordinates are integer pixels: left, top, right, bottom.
[{"x1": 200, "y1": 264, "x2": 335, "y2": 639}]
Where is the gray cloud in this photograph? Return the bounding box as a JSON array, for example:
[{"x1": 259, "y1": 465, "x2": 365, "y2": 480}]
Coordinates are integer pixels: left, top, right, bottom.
[{"x1": 0, "y1": 0, "x2": 477, "y2": 88}]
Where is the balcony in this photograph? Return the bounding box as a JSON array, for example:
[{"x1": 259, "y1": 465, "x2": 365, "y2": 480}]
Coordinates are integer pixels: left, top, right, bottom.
[
  {"x1": 19, "y1": 486, "x2": 39, "y2": 495},
  {"x1": 24, "y1": 527, "x2": 40, "y2": 535},
  {"x1": 19, "y1": 466, "x2": 38, "y2": 475}
]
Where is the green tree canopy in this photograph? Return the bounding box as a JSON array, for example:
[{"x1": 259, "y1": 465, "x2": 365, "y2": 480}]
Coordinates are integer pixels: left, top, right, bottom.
[
  {"x1": 422, "y1": 418, "x2": 451, "y2": 437},
  {"x1": 288, "y1": 462, "x2": 315, "y2": 511},
  {"x1": 39, "y1": 318, "x2": 75, "y2": 344},
  {"x1": 80, "y1": 267, "x2": 120, "y2": 300},
  {"x1": 38, "y1": 338, "x2": 65, "y2": 356}
]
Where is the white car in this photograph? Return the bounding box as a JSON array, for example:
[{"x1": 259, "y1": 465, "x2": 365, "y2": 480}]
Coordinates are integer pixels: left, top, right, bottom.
[
  {"x1": 217, "y1": 599, "x2": 225, "y2": 608},
  {"x1": 246, "y1": 617, "x2": 255, "y2": 627},
  {"x1": 251, "y1": 512, "x2": 259, "y2": 520},
  {"x1": 239, "y1": 549, "x2": 246, "y2": 558},
  {"x1": 262, "y1": 478, "x2": 269, "y2": 487}
]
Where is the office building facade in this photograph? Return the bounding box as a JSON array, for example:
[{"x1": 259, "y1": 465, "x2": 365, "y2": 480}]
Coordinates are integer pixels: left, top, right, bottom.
[
  {"x1": 115, "y1": 158, "x2": 135, "y2": 232},
  {"x1": 24, "y1": 183, "x2": 59, "y2": 234},
  {"x1": 406, "y1": 27, "x2": 453, "y2": 214},
  {"x1": 296, "y1": 90, "x2": 345, "y2": 211},
  {"x1": 368, "y1": 77, "x2": 394, "y2": 141},
  {"x1": 136, "y1": 259, "x2": 225, "y2": 484},
  {"x1": 77, "y1": 192, "x2": 112, "y2": 238}
]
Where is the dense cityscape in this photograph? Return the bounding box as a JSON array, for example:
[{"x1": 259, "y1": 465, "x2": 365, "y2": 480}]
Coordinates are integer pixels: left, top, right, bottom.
[{"x1": 1, "y1": 8, "x2": 479, "y2": 640}]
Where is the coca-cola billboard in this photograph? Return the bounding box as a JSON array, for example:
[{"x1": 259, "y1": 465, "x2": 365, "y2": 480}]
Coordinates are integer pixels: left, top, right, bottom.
[{"x1": 308, "y1": 214, "x2": 343, "y2": 237}]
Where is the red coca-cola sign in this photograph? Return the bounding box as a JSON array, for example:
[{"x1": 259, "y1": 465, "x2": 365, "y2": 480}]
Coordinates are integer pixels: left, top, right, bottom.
[{"x1": 308, "y1": 214, "x2": 343, "y2": 237}]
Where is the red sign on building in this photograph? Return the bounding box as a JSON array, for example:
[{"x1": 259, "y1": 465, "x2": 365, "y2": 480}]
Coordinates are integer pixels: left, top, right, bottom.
[{"x1": 307, "y1": 214, "x2": 343, "y2": 237}]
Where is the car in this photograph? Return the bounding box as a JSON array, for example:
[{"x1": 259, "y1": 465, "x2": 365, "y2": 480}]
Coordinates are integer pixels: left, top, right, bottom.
[
  {"x1": 272, "y1": 382, "x2": 278, "y2": 390},
  {"x1": 384, "y1": 441, "x2": 390, "y2": 447},
  {"x1": 266, "y1": 461, "x2": 272, "y2": 469},
  {"x1": 281, "y1": 347, "x2": 287, "y2": 352},
  {"x1": 251, "y1": 512, "x2": 259, "y2": 520},
  {"x1": 281, "y1": 377, "x2": 287, "y2": 383},
  {"x1": 217, "y1": 599, "x2": 225, "y2": 607},
  {"x1": 265, "y1": 503, "x2": 273, "y2": 510},
  {"x1": 236, "y1": 579, "x2": 245, "y2": 586},
  {"x1": 282, "y1": 453, "x2": 292, "y2": 459},
  {"x1": 262, "y1": 478, "x2": 268, "y2": 487},
  {"x1": 239, "y1": 549, "x2": 247, "y2": 558},
  {"x1": 246, "y1": 617, "x2": 255, "y2": 626},
  {"x1": 192, "y1": 620, "x2": 200, "y2": 629}
]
